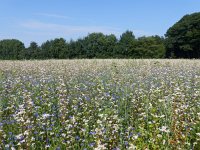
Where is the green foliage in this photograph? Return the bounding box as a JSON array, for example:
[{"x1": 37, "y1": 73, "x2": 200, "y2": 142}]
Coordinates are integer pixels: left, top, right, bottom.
[
  {"x1": 25, "y1": 42, "x2": 40, "y2": 59},
  {"x1": 0, "y1": 31, "x2": 165, "y2": 59},
  {"x1": 0, "y1": 39, "x2": 25, "y2": 60},
  {"x1": 165, "y1": 12, "x2": 200, "y2": 58},
  {"x1": 81, "y1": 33, "x2": 117, "y2": 58},
  {"x1": 40, "y1": 38, "x2": 69, "y2": 59},
  {"x1": 116, "y1": 30, "x2": 136, "y2": 58},
  {"x1": 136, "y1": 36, "x2": 166, "y2": 58}
]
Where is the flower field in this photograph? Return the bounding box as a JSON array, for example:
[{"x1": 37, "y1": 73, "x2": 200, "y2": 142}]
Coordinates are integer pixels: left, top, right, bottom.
[{"x1": 0, "y1": 59, "x2": 200, "y2": 150}]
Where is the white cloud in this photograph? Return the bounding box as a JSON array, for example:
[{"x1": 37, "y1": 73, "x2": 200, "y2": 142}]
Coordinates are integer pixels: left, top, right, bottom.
[
  {"x1": 34, "y1": 13, "x2": 70, "y2": 19},
  {"x1": 17, "y1": 20, "x2": 154, "y2": 46},
  {"x1": 19, "y1": 20, "x2": 123, "y2": 46},
  {"x1": 20, "y1": 20, "x2": 122, "y2": 36}
]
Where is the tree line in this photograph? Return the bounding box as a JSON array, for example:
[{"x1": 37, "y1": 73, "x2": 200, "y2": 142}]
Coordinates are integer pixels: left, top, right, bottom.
[
  {"x1": 0, "y1": 31, "x2": 165, "y2": 60},
  {"x1": 0, "y1": 12, "x2": 200, "y2": 59}
]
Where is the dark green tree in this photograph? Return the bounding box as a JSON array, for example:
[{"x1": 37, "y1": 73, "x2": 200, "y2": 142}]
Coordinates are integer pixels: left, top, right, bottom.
[
  {"x1": 67, "y1": 39, "x2": 80, "y2": 58},
  {"x1": 116, "y1": 30, "x2": 136, "y2": 58},
  {"x1": 40, "y1": 40, "x2": 52, "y2": 59},
  {"x1": 41, "y1": 38, "x2": 68, "y2": 59},
  {"x1": 25, "y1": 41, "x2": 40, "y2": 59},
  {"x1": 0, "y1": 39, "x2": 25, "y2": 59},
  {"x1": 51, "y1": 38, "x2": 68, "y2": 59},
  {"x1": 165, "y1": 12, "x2": 200, "y2": 58},
  {"x1": 135, "y1": 36, "x2": 165, "y2": 58},
  {"x1": 82, "y1": 33, "x2": 110, "y2": 58},
  {"x1": 104, "y1": 34, "x2": 117, "y2": 58}
]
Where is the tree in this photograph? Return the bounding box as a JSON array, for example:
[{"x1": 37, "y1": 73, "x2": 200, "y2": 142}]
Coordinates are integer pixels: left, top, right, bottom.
[
  {"x1": 25, "y1": 41, "x2": 40, "y2": 59},
  {"x1": 104, "y1": 34, "x2": 117, "y2": 58},
  {"x1": 67, "y1": 39, "x2": 86, "y2": 59},
  {"x1": 68, "y1": 40, "x2": 77, "y2": 59},
  {"x1": 41, "y1": 38, "x2": 68, "y2": 59},
  {"x1": 82, "y1": 33, "x2": 108, "y2": 58},
  {"x1": 51, "y1": 38, "x2": 68, "y2": 59},
  {"x1": 135, "y1": 36, "x2": 165, "y2": 58},
  {"x1": 68, "y1": 33, "x2": 117, "y2": 59},
  {"x1": 41, "y1": 40, "x2": 52, "y2": 59},
  {"x1": 0, "y1": 39, "x2": 25, "y2": 59},
  {"x1": 116, "y1": 30, "x2": 136, "y2": 58},
  {"x1": 165, "y1": 12, "x2": 200, "y2": 58}
]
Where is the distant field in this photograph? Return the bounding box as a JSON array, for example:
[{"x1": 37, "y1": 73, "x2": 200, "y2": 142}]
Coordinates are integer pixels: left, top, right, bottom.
[{"x1": 0, "y1": 59, "x2": 200, "y2": 149}]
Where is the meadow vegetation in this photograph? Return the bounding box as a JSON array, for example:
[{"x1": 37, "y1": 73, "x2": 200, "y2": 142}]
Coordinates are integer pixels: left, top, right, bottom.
[{"x1": 0, "y1": 59, "x2": 200, "y2": 149}]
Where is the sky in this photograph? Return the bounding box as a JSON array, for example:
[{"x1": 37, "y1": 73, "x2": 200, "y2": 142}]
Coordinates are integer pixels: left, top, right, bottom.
[{"x1": 0, "y1": 0, "x2": 200, "y2": 47}]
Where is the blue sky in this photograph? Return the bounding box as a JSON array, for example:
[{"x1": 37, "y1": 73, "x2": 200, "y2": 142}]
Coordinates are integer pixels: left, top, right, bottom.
[{"x1": 0, "y1": 0, "x2": 200, "y2": 46}]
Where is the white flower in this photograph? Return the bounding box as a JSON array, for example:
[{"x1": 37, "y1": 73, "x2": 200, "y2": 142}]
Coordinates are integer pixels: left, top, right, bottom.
[
  {"x1": 50, "y1": 132, "x2": 54, "y2": 135},
  {"x1": 197, "y1": 113, "x2": 200, "y2": 118},
  {"x1": 31, "y1": 137, "x2": 35, "y2": 141},
  {"x1": 163, "y1": 139, "x2": 166, "y2": 145},
  {"x1": 25, "y1": 119, "x2": 31, "y2": 124},
  {"x1": 40, "y1": 132, "x2": 45, "y2": 135},
  {"x1": 158, "y1": 99, "x2": 165, "y2": 102},
  {"x1": 11, "y1": 147, "x2": 16, "y2": 150},
  {"x1": 45, "y1": 144, "x2": 50, "y2": 148},
  {"x1": 17, "y1": 111, "x2": 25, "y2": 115},
  {"x1": 17, "y1": 143, "x2": 21, "y2": 146},
  {"x1": 19, "y1": 105, "x2": 24, "y2": 109},
  {"x1": 16, "y1": 134, "x2": 23, "y2": 140},
  {"x1": 20, "y1": 139, "x2": 25, "y2": 143},
  {"x1": 42, "y1": 113, "x2": 51, "y2": 119},
  {"x1": 98, "y1": 114, "x2": 104, "y2": 118},
  {"x1": 159, "y1": 126, "x2": 170, "y2": 133},
  {"x1": 157, "y1": 134, "x2": 162, "y2": 138},
  {"x1": 133, "y1": 135, "x2": 138, "y2": 140},
  {"x1": 97, "y1": 119, "x2": 102, "y2": 124},
  {"x1": 24, "y1": 130, "x2": 29, "y2": 135},
  {"x1": 113, "y1": 115, "x2": 118, "y2": 119},
  {"x1": 196, "y1": 133, "x2": 200, "y2": 136},
  {"x1": 128, "y1": 144, "x2": 137, "y2": 150},
  {"x1": 159, "y1": 115, "x2": 165, "y2": 118},
  {"x1": 94, "y1": 141, "x2": 107, "y2": 150},
  {"x1": 71, "y1": 116, "x2": 76, "y2": 124}
]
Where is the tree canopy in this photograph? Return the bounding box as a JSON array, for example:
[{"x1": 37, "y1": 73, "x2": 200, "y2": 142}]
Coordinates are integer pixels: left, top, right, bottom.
[
  {"x1": 165, "y1": 12, "x2": 200, "y2": 58},
  {"x1": 0, "y1": 39, "x2": 25, "y2": 60},
  {"x1": 0, "y1": 32, "x2": 165, "y2": 60}
]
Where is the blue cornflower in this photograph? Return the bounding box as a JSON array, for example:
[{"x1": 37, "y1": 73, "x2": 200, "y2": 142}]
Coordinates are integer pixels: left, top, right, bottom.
[
  {"x1": 89, "y1": 142, "x2": 95, "y2": 147},
  {"x1": 75, "y1": 136, "x2": 80, "y2": 140},
  {"x1": 124, "y1": 141, "x2": 129, "y2": 146},
  {"x1": 89, "y1": 131, "x2": 96, "y2": 135},
  {"x1": 56, "y1": 147, "x2": 61, "y2": 150},
  {"x1": 47, "y1": 127, "x2": 52, "y2": 131},
  {"x1": 34, "y1": 112, "x2": 39, "y2": 117}
]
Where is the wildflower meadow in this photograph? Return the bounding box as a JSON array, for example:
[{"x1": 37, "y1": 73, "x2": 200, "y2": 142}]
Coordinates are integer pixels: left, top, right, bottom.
[{"x1": 0, "y1": 59, "x2": 200, "y2": 150}]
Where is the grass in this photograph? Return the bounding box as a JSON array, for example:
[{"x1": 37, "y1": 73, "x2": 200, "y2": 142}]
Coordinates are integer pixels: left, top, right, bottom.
[{"x1": 0, "y1": 59, "x2": 200, "y2": 149}]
